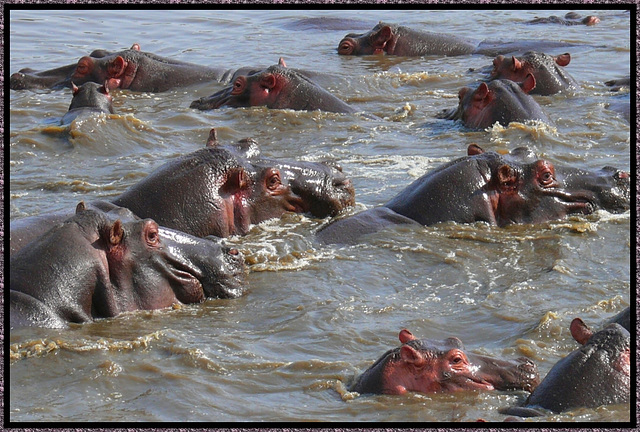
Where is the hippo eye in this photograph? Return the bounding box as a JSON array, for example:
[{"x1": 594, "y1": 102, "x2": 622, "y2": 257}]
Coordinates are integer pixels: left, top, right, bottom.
[
  {"x1": 536, "y1": 161, "x2": 557, "y2": 187},
  {"x1": 266, "y1": 170, "x2": 282, "y2": 191},
  {"x1": 146, "y1": 224, "x2": 160, "y2": 246}
]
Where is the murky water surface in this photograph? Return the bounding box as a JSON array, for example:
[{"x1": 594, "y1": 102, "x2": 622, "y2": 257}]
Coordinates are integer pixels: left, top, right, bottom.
[{"x1": 8, "y1": 8, "x2": 632, "y2": 423}]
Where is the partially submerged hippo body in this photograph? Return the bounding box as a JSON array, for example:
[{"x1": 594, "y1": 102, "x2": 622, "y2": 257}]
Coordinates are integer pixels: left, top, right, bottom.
[
  {"x1": 350, "y1": 329, "x2": 540, "y2": 395},
  {"x1": 489, "y1": 52, "x2": 578, "y2": 95},
  {"x1": 338, "y1": 22, "x2": 584, "y2": 57},
  {"x1": 10, "y1": 203, "x2": 246, "y2": 329},
  {"x1": 501, "y1": 320, "x2": 630, "y2": 417},
  {"x1": 316, "y1": 145, "x2": 630, "y2": 244},
  {"x1": 525, "y1": 12, "x2": 600, "y2": 26},
  {"x1": 190, "y1": 58, "x2": 356, "y2": 113},
  {"x1": 439, "y1": 74, "x2": 549, "y2": 129},
  {"x1": 60, "y1": 81, "x2": 114, "y2": 125},
  {"x1": 10, "y1": 48, "x2": 113, "y2": 90},
  {"x1": 10, "y1": 130, "x2": 355, "y2": 253}
]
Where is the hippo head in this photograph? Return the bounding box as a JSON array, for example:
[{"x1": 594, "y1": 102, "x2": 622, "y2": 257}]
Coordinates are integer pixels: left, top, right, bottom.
[
  {"x1": 68, "y1": 81, "x2": 114, "y2": 113},
  {"x1": 10, "y1": 204, "x2": 246, "y2": 328},
  {"x1": 453, "y1": 75, "x2": 546, "y2": 128},
  {"x1": 72, "y1": 44, "x2": 141, "y2": 90},
  {"x1": 351, "y1": 329, "x2": 539, "y2": 395},
  {"x1": 490, "y1": 52, "x2": 571, "y2": 83},
  {"x1": 338, "y1": 22, "x2": 396, "y2": 55}
]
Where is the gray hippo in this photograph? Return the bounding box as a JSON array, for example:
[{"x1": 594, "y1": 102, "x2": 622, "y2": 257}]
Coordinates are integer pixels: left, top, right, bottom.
[
  {"x1": 11, "y1": 130, "x2": 355, "y2": 253},
  {"x1": 438, "y1": 74, "x2": 550, "y2": 129},
  {"x1": 500, "y1": 319, "x2": 629, "y2": 416},
  {"x1": 316, "y1": 145, "x2": 630, "y2": 245},
  {"x1": 60, "y1": 81, "x2": 114, "y2": 125},
  {"x1": 10, "y1": 203, "x2": 246, "y2": 329},
  {"x1": 190, "y1": 58, "x2": 357, "y2": 113},
  {"x1": 338, "y1": 22, "x2": 585, "y2": 57},
  {"x1": 525, "y1": 12, "x2": 600, "y2": 26},
  {"x1": 351, "y1": 329, "x2": 540, "y2": 395},
  {"x1": 489, "y1": 52, "x2": 578, "y2": 95}
]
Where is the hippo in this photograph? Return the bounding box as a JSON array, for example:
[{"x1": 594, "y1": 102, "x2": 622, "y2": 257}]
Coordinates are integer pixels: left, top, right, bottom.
[
  {"x1": 10, "y1": 203, "x2": 246, "y2": 329},
  {"x1": 10, "y1": 130, "x2": 355, "y2": 253},
  {"x1": 338, "y1": 22, "x2": 586, "y2": 57},
  {"x1": 606, "y1": 307, "x2": 630, "y2": 332},
  {"x1": 350, "y1": 329, "x2": 540, "y2": 395},
  {"x1": 489, "y1": 52, "x2": 578, "y2": 95},
  {"x1": 10, "y1": 48, "x2": 113, "y2": 90},
  {"x1": 500, "y1": 320, "x2": 630, "y2": 417},
  {"x1": 190, "y1": 58, "x2": 357, "y2": 113},
  {"x1": 438, "y1": 74, "x2": 550, "y2": 129},
  {"x1": 525, "y1": 12, "x2": 600, "y2": 26},
  {"x1": 60, "y1": 81, "x2": 114, "y2": 125},
  {"x1": 70, "y1": 44, "x2": 234, "y2": 92},
  {"x1": 605, "y1": 76, "x2": 630, "y2": 92},
  {"x1": 316, "y1": 145, "x2": 630, "y2": 245}
]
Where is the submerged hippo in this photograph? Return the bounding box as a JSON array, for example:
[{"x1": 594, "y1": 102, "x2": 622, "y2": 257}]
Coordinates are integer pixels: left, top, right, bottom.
[
  {"x1": 190, "y1": 58, "x2": 357, "y2": 113},
  {"x1": 338, "y1": 22, "x2": 584, "y2": 57},
  {"x1": 350, "y1": 329, "x2": 540, "y2": 395},
  {"x1": 489, "y1": 52, "x2": 578, "y2": 95},
  {"x1": 501, "y1": 320, "x2": 630, "y2": 417},
  {"x1": 525, "y1": 12, "x2": 600, "y2": 26},
  {"x1": 60, "y1": 81, "x2": 114, "y2": 125},
  {"x1": 10, "y1": 203, "x2": 246, "y2": 329},
  {"x1": 438, "y1": 74, "x2": 550, "y2": 129},
  {"x1": 10, "y1": 48, "x2": 113, "y2": 90},
  {"x1": 10, "y1": 130, "x2": 355, "y2": 253},
  {"x1": 317, "y1": 145, "x2": 630, "y2": 244}
]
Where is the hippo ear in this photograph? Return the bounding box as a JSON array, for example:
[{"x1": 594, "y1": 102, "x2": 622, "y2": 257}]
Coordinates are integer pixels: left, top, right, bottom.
[
  {"x1": 109, "y1": 220, "x2": 124, "y2": 246},
  {"x1": 497, "y1": 164, "x2": 518, "y2": 191},
  {"x1": 71, "y1": 82, "x2": 79, "y2": 95},
  {"x1": 260, "y1": 74, "x2": 277, "y2": 90},
  {"x1": 570, "y1": 318, "x2": 593, "y2": 345},
  {"x1": 107, "y1": 56, "x2": 127, "y2": 77},
  {"x1": 400, "y1": 345, "x2": 425, "y2": 367},
  {"x1": 372, "y1": 25, "x2": 393, "y2": 49},
  {"x1": 75, "y1": 201, "x2": 87, "y2": 214},
  {"x1": 399, "y1": 329, "x2": 416, "y2": 344},
  {"x1": 474, "y1": 83, "x2": 490, "y2": 101},
  {"x1": 492, "y1": 55, "x2": 505, "y2": 68},
  {"x1": 278, "y1": 57, "x2": 287, "y2": 68},
  {"x1": 206, "y1": 128, "x2": 220, "y2": 148},
  {"x1": 220, "y1": 167, "x2": 250, "y2": 195},
  {"x1": 520, "y1": 74, "x2": 536, "y2": 93},
  {"x1": 554, "y1": 53, "x2": 571, "y2": 67},
  {"x1": 512, "y1": 56, "x2": 522, "y2": 71},
  {"x1": 467, "y1": 144, "x2": 485, "y2": 155},
  {"x1": 130, "y1": 43, "x2": 141, "y2": 51}
]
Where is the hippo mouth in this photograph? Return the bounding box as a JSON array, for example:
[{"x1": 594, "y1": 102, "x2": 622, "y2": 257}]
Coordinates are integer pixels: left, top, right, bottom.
[
  {"x1": 540, "y1": 188, "x2": 596, "y2": 214},
  {"x1": 190, "y1": 87, "x2": 233, "y2": 110},
  {"x1": 292, "y1": 177, "x2": 355, "y2": 218}
]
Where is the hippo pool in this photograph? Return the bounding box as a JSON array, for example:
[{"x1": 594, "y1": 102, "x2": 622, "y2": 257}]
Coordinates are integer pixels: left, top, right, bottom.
[{"x1": 8, "y1": 8, "x2": 632, "y2": 423}]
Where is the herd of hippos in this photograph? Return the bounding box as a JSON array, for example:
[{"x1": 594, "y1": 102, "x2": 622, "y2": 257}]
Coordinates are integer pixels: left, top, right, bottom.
[{"x1": 9, "y1": 14, "x2": 631, "y2": 420}]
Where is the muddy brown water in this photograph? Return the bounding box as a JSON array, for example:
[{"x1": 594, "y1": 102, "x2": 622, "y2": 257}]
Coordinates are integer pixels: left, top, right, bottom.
[{"x1": 8, "y1": 8, "x2": 632, "y2": 423}]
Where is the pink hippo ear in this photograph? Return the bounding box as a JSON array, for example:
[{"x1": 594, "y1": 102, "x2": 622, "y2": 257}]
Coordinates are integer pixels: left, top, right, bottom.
[
  {"x1": 107, "y1": 56, "x2": 127, "y2": 78},
  {"x1": 260, "y1": 74, "x2": 278, "y2": 90},
  {"x1": 371, "y1": 25, "x2": 393, "y2": 52},
  {"x1": 130, "y1": 43, "x2": 141, "y2": 51},
  {"x1": 220, "y1": 167, "x2": 250, "y2": 196},
  {"x1": 554, "y1": 53, "x2": 571, "y2": 67},
  {"x1": 512, "y1": 56, "x2": 522, "y2": 71},
  {"x1": 570, "y1": 317, "x2": 593, "y2": 345},
  {"x1": 400, "y1": 345, "x2": 425, "y2": 367},
  {"x1": 520, "y1": 73, "x2": 537, "y2": 93},
  {"x1": 472, "y1": 82, "x2": 492, "y2": 108},
  {"x1": 107, "y1": 219, "x2": 124, "y2": 247},
  {"x1": 399, "y1": 329, "x2": 416, "y2": 344},
  {"x1": 71, "y1": 82, "x2": 80, "y2": 95},
  {"x1": 278, "y1": 57, "x2": 287, "y2": 68}
]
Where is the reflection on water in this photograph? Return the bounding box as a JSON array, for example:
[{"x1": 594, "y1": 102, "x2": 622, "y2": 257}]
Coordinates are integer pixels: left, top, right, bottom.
[{"x1": 9, "y1": 8, "x2": 631, "y2": 423}]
